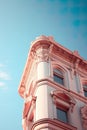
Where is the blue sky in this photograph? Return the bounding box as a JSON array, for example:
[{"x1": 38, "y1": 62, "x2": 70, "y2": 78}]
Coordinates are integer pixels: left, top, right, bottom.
[{"x1": 0, "y1": 0, "x2": 87, "y2": 130}]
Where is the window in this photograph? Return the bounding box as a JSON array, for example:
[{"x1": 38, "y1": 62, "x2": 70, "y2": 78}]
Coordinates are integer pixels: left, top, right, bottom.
[
  {"x1": 53, "y1": 69, "x2": 64, "y2": 85},
  {"x1": 51, "y1": 91, "x2": 76, "y2": 125},
  {"x1": 57, "y1": 108, "x2": 68, "y2": 123},
  {"x1": 83, "y1": 85, "x2": 87, "y2": 97},
  {"x1": 84, "y1": 90, "x2": 87, "y2": 97}
]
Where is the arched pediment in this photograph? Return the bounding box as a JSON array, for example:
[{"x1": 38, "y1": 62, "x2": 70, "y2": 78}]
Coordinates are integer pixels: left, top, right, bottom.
[
  {"x1": 51, "y1": 90, "x2": 76, "y2": 104},
  {"x1": 51, "y1": 90, "x2": 76, "y2": 112}
]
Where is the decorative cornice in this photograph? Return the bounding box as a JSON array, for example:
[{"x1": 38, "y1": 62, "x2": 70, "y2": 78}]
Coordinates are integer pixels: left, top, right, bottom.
[
  {"x1": 51, "y1": 90, "x2": 76, "y2": 112},
  {"x1": 31, "y1": 118, "x2": 77, "y2": 130},
  {"x1": 33, "y1": 78, "x2": 87, "y2": 104},
  {"x1": 18, "y1": 35, "x2": 87, "y2": 98}
]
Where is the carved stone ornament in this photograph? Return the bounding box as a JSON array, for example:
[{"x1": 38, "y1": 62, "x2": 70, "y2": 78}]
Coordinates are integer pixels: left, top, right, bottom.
[
  {"x1": 36, "y1": 48, "x2": 49, "y2": 62},
  {"x1": 51, "y1": 91, "x2": 76, "y2": 112},
  {"x1": 81, "y1": 105, "x2": 87, "y2": 130}
]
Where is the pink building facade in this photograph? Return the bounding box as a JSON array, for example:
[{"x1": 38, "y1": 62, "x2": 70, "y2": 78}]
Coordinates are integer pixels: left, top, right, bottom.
[{"x1": 18, "y1": 36, "x2": 87, "y2": 130}]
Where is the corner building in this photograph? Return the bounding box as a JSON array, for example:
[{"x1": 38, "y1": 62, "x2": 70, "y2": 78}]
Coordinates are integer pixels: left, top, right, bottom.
[{"x1": 18, "y1": 36, "x2": 87, "y2": 130}]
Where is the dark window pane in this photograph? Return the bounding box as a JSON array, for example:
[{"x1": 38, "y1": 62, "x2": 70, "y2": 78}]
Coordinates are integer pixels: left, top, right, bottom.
[
  {"x1": 84, "y1": 90, "x2": 87, "y2": 97},
  {"x1": 57, "y1": 108, "x2": 68, "y2": 123},
  {"x1": 83, "y1": 85, "x2": 87, "y2": 97},
  {"x1": 54, "y1": 74, "x2": 64, "y2": 85}
]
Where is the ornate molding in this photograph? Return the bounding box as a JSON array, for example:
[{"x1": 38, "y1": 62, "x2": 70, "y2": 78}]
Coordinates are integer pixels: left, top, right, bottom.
[
  {"x1": 36, "y1": 48, "x2": 49, "y2": 62},
  {"x1": 23, "y1": 96, "x2": 36, "y2": 119},
  {"x1": 81, "y1": 105, "x2": 87, "y2": 130},
  {"x1": 51, "y1": 91, "x2": 76, "y2": 112},
  {"x1": 22, "y1": 96, "x2": 36, "y2": 130},
  {"x1": 31, "y1": 118, "x2": 77, "y2": 130},
  {"x1": 27, "y1": 96, "x2": 36, "y2": 121},
  {"x1": 32, "y1": 78, "x2": 87, "y2": 104},
  {"x1": 31, "y1": 45, "x2": 51, "y2": 63},
  {"x1": 18, "y1": 83, "x2": 25, "y2": 98}
]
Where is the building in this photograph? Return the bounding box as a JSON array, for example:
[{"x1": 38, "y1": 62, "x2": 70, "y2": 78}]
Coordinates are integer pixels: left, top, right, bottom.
[{"x1": 18, "y1": 35, "x2": 87, "y2": 130}]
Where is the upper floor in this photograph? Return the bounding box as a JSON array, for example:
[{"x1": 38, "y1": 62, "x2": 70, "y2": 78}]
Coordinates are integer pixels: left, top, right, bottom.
[
  {"x1": 18, "y1": 35, "x2": 87, "y2": 101},
  {"x1": 18, "y1": 35, "x2": 87, "y2": 130}
]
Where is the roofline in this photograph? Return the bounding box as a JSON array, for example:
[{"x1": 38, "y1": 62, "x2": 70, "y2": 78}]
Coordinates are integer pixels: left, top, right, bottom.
[{"x1": 18, "y1": 35, "x2": 87, "y2": 98}]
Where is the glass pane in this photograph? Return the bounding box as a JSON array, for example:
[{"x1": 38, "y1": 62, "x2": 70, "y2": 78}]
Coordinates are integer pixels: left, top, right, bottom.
[
  {"x1": 54, "y1": 74, "x2": 64, "y2": 85},
  {"x1": 84, "y1": 90, "x2": 87, "y2": 97},
  {"x1": 54, "y1": 69, "x2": 63, "y2": 76},
  {"x1": 57, "y1": 108, "x2": 68, "y2": 123}
]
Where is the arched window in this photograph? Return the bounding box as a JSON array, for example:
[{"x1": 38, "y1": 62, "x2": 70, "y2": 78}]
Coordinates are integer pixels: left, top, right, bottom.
[{"x1": 53, "y1": 68, "x2": 64, "y2": 85}]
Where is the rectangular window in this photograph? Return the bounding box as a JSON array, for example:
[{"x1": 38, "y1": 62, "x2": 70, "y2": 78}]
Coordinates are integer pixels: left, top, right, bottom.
[
  {"x1": 54, "y1": 73, "x2": 64, "y2": 85},
  {"x1": 57, "y1": 108, "x2": 68, "y2": 123},
  {"x1": 84, "y1": 90, "x2": 87, "y2": 97}
]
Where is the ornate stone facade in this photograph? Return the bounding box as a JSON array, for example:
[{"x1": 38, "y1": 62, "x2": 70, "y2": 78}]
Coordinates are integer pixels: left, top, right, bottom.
[
  {"x1": 81, "y1": 105, "x2": 87, "y2": 130},
  {"x1": 18, "y1": 36, "x2": 87, "y2": 130}
]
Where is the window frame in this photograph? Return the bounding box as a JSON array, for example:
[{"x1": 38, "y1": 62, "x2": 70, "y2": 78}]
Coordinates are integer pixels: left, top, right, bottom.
[
  {"x1": 51, "y1": 91, "x2": 76, "y2": 125},
  {"x1": 56, "y1": 107, "x2": 68, "y2": 123},
  {"x1": 53, "y1": 68, "x2": 64, "y2": 86},
  {"x1": 83, "y1": 84, "x2": 87, "y2": 97}
]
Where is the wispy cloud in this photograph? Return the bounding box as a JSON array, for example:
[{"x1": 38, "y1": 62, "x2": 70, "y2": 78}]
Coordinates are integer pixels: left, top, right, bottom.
[
  {"x1": 0, "y1": 82, "x2": 8, "y2": 90},
  {"x1": 0, "y1": 63, "x2": 11, "y2": 90},
  {"x1": 0, "y1": 82, "x2": 5, "y2": 87},
  {"x1": 0, "y1": 71, "x2": 11, "y2": 80}
]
